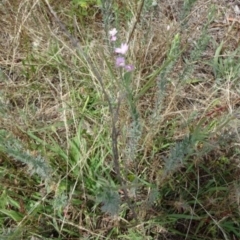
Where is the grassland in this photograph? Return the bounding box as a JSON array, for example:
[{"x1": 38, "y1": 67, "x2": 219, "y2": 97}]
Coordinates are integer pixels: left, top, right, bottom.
[{"x1": 1, "y1": 0, "x2": 240, "y2": 239}]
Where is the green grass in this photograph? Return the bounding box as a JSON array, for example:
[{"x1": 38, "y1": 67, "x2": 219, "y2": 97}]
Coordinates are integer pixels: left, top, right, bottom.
[{"x1": 1, "y1": 0, "x2": 240, "y2": 239}]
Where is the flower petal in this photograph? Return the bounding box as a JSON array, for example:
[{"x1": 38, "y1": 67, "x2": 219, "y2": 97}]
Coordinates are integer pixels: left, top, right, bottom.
[
  {"x1": 109, "y1": 28, "x2": 117, "y2": 36},
  {"x1": 110, "y1": 35, "x2": 117, "y2": 42},
  {"x1": 115, "y1": 43, "x2": 128, "y2": 55},
  {"x1": 125, "y1": 64, "x2": 134, "y2": 72},
  {"x1": 115, "y1": 56, "x2": 125, "y2": 67}
]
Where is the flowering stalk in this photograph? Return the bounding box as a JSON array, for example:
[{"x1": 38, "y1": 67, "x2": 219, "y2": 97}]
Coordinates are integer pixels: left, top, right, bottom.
[
  {"x1": 108, "y1": 28, "x2": 134, "y2": 72},
  {"x1": 105, "y1": 28, "x2": 138, "y2": 222}
]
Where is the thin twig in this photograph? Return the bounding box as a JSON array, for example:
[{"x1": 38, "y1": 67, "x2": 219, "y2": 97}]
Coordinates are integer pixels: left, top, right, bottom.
[{"x1": 127, "y1": 0, "x2": 145, "y2": 45}]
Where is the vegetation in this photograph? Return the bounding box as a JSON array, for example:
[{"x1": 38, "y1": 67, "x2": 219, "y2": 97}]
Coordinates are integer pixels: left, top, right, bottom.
[{"x1": 1, "y1": 0, "x2": 240, "y2": 239}]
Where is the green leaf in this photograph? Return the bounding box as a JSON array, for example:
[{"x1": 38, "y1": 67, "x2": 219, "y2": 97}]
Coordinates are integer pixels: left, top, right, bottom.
[
  {"x1": 97, "y1": 188, "x2": 121, "y2": 216},
  {"x1": 213, "y1": 41, "x2": 224, "y2": 77},
  {"x1": 0, "y1": 209, "x2": 23, "y2": 222}
]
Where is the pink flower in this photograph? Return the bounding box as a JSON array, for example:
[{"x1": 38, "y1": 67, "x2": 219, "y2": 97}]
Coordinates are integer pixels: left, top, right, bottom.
[
  {"x1": 110, "y1": 35, "x2": 117, "y2": 41},
  {"x1": 115, "y1": 43, "x2": 128, "y2": 55},
  {"x1": 115, "y1": 56, "x2": 125, "y2": 67},
  {"x1": 109, "y1": 28, "x2": 117, "y2": 41},
  {"x1": 125, "y1": 64, "x2": 134, "y2": 72},
  {"x1": 109, "y1": 28, "x2": 117, "y2": 37}
]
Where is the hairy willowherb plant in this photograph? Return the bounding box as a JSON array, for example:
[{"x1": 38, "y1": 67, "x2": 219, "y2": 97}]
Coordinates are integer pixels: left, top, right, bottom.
[{"x1": 43, "y1": 0, "x2": 142, "y2": 221}]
